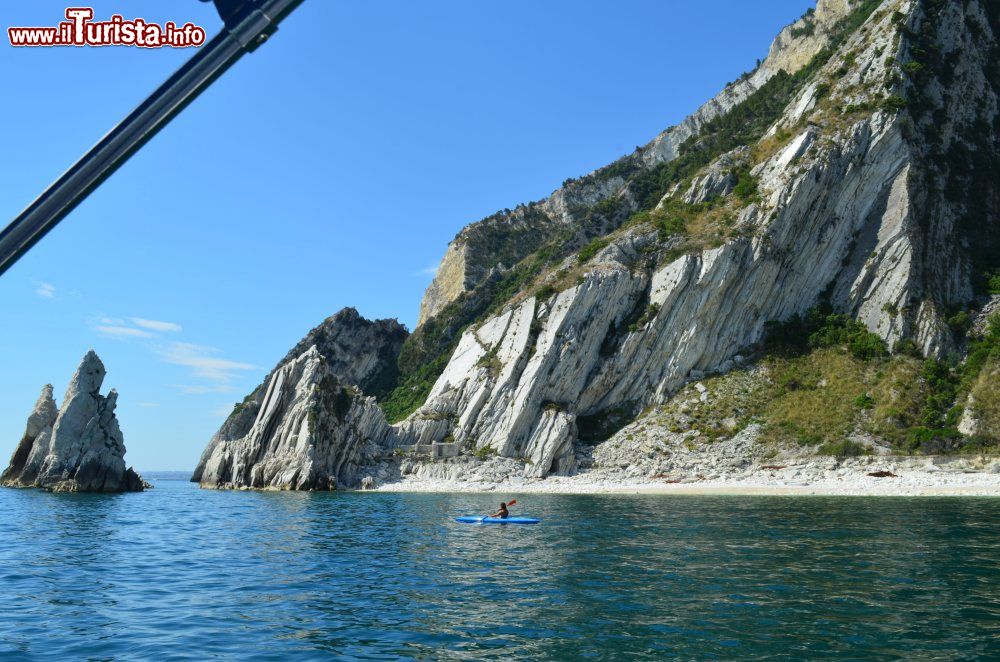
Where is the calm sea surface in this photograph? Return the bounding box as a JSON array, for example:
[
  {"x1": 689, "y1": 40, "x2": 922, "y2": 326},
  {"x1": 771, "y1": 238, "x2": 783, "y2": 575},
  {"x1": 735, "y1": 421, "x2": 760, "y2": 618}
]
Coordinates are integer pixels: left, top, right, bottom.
[{"x1": 2, "y1": 478, "x2": 1000, "y2": 660}]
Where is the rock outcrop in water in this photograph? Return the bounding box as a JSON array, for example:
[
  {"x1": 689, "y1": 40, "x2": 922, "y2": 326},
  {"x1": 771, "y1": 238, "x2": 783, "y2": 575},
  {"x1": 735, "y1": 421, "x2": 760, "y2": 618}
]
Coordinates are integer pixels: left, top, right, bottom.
[
  {"x1": 2, "y1": 351, "x2": 146, "y2": 492},
  {"x1": 195, "y1": 0, "x2": 1000, "y2": 489},
  {"x1": 195, "y1": 346, "x2": 393, "y2": 490},
  {"x1": 193, "y1": 309, "x2": 404, "y2": 489}
]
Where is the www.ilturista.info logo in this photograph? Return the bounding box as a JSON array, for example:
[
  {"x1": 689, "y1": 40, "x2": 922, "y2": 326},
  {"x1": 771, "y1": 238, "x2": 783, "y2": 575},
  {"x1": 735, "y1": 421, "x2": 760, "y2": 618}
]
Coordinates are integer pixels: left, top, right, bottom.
[{"x1": 8, "y1": 8, "x2": 206, "y2": 48}]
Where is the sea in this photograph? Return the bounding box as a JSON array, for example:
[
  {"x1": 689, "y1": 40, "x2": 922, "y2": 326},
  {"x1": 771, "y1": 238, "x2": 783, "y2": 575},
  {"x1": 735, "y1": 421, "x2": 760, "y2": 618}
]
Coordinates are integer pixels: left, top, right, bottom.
[{"x1": 2, "y1": 476, "x2": 999, "y2": 659}]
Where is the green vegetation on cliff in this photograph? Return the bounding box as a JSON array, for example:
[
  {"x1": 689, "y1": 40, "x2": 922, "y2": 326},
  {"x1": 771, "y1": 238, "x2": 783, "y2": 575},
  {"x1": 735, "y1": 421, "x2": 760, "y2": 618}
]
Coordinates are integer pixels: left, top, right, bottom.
[
  {"x1": 587, "y1": 0, "x2": 882, "y2": 218},
  {"x1": 902, "y1": 0, "x2": 1000, "y2": 296},
  {"x1": 380, "y1": 353, "x2": 450, "y2": 423},
  {"x1": 653, "y1": 310, "x2": 1000, "y2": 456},
  {"x1": 764, "y1": 307, "x2": 1000, "y2": 453},
  {"x1": 377, "y1": 0, "x2": 893, "y2": 424}
]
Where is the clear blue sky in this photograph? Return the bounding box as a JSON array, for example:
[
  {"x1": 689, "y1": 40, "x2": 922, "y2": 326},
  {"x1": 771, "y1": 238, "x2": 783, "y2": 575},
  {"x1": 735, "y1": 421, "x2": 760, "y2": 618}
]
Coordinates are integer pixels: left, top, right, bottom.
[{"x1": 0, "y1": 0, "x2": 813, "y2": 471}]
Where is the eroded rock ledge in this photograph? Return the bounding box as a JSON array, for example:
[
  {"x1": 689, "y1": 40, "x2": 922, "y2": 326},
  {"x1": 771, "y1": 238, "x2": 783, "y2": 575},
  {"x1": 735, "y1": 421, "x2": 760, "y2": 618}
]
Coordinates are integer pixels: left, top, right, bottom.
[{"x1": 2, "y1": 351, "x2": 146, "y2": 493}]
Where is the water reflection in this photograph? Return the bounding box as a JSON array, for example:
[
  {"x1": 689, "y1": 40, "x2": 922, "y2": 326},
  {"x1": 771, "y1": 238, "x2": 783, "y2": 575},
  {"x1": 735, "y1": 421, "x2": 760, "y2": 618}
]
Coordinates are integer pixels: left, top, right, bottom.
[{"x1": 3, "y1": 484, "x2": 1000, "y2": 659}]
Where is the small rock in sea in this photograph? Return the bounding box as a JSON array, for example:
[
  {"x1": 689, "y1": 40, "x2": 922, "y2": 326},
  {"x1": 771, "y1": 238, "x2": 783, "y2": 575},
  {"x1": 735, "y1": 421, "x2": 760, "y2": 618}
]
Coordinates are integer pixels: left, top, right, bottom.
[{"x1": 2, "y1": 351, "x2": 145, "y2": 493}]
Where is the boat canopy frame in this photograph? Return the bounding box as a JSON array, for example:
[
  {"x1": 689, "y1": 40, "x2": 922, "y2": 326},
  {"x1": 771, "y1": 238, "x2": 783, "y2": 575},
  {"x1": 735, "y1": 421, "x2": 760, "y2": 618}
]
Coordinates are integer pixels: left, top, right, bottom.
[{"x1": 0, "y1": 0, "x2": 305, "y2": 277}]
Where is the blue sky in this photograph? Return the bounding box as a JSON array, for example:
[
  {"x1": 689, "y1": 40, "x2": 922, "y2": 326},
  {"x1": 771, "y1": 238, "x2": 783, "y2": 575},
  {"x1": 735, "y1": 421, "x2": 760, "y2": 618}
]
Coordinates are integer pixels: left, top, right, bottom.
[{"x1": 0, "y1": 0, "x2": 813, "y2": 471}]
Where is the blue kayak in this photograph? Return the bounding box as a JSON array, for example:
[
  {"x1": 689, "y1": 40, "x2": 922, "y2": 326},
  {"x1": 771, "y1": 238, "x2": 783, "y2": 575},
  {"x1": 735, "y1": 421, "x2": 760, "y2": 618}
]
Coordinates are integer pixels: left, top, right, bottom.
[{"x1": 455, "y1": 516, "x2": 540, "y2": 525}]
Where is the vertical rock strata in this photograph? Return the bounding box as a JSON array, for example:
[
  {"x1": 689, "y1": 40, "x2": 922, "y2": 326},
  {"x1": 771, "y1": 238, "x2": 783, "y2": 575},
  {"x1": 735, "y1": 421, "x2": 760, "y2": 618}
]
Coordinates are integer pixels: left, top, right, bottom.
[
  {"x1": 2, "y1": 351, "x2": 145, "y2": 492},
  {"x1": 416, "y1": 0, "x2": 862, "y2": 326},
  {"x1": 196, "y1": 347, "x2": 393, "y2": 490},
  {"x1": 195, "y1": 0, "x2": 1000, "y2": 489},
  {"x1": 194, "y1": 310, "x2": 404, "y2": 489}
]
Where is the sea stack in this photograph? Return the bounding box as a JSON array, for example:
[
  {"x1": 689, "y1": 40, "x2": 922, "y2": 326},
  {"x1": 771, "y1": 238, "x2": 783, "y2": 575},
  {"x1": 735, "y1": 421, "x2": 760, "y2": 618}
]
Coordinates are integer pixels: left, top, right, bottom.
[{"x1": 1, "y1": 350, "x2": 146, "y2": 492}]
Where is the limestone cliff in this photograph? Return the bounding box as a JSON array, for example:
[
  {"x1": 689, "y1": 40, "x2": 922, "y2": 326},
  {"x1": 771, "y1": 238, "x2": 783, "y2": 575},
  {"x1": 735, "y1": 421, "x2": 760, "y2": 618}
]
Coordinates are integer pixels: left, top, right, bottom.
[
  {"x1": 416, "y1": 0, "x2": 862, "y2": 326},
  {"x1": 190, "y1": 308, "x2": 405, "y2": 485},
  {"x1": 192, "y1": 308, "x2": 405, "y2": 488},
  {"x1": 396, "y1": 0, "x2": 1000, "y2": 466},
  {"x1": 194, "y1": 0, "x2": 1000, "y2": 489},
  {"x1": 195, "y1": 346, "x2": 393, "y2": 490},
  {"x1": 2, "y1": 351, "x2": 145, "y2": 492}
]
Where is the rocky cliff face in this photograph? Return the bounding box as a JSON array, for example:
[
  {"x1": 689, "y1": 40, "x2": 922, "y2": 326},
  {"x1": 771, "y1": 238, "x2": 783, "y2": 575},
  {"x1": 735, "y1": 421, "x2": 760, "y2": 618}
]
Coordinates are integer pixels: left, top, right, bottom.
[
  {"x1": 195, "y1": 0, "x2": 1000, "y2": 489},
  {"x1": 192, "y1": 308, "x2": 405, "y2": 488},
  {"x1": 397, "y1": 0, "x2": 997, "y2": 459},
  {"x1": 2, "y1": 351, "x2": 145, "y2": 492},
  {"x1": 195, "y1": 346, "x2": 393, "y2": 490},
  {"x1": 416, "y1": 0, "x2": 861, "y2": 326}
]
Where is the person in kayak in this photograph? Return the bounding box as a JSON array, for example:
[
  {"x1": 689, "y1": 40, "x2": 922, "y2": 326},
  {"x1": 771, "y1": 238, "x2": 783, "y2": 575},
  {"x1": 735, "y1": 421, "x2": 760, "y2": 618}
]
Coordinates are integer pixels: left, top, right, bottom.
[{"x1": 489, "y1": 502, "x2": 510, "y2": 519}]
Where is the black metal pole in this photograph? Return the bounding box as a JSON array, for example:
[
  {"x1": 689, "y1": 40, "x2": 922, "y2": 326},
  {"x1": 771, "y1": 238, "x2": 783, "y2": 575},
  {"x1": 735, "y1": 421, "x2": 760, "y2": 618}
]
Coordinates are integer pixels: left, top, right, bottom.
[{"x1": 0, "y1": 0, "x2": 305, "y2": 277}]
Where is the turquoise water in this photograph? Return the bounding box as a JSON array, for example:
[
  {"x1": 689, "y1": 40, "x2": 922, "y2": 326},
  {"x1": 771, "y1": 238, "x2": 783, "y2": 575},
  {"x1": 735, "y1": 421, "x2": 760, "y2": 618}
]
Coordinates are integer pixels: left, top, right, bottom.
[{"x1": 3, "y1": 480, "x2": 1000, "y2": 659}]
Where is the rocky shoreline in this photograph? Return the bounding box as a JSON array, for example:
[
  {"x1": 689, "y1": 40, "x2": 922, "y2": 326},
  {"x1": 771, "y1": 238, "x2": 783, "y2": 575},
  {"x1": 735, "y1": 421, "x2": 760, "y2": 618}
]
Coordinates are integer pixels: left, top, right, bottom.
[
  {"x1": 355, "y1": 402, "x2": 1000, "y2": 496},
  {"x1": 372, "y1": 454, "x2": 1000, "y2": 496}
]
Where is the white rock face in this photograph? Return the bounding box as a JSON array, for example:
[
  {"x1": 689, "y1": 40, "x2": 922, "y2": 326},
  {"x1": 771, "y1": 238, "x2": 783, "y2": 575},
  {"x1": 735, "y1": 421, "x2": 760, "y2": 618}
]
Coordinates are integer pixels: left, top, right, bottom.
[
  {"x1": 958, "y1": 395, "x2": 979, "y2": 437},
  {"x1": 391, "y1": 0, "x2": 998, "y2": 474},
  {"x1": 680, "y1": 148, "x2": 745, "y2": 204},
  {"x1": 191, "y1": 307, "x2": 406, "y2": 486},
  {"x1": 197, "y1": 346, "x2": 394, "y2": 490},
  {"x1": 401, "y1": 112, "x2": 908, "y2": 474},
  {"x1": 416, "y1": 0, "x2": 861, "y2": 325},
  {"x1": 524, "y1": 410, "x2": 577, "y2": 478},
  {"x1": 2, "y1": 351, "x2": 145, "y2": 492},
  {"x1": 193, "y1": 0, "x2": 1000, "y2": 489}
]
